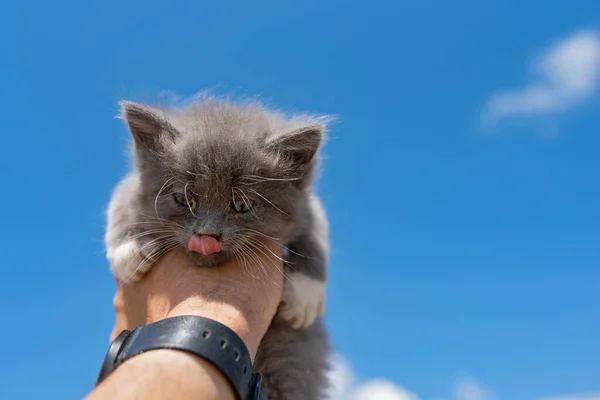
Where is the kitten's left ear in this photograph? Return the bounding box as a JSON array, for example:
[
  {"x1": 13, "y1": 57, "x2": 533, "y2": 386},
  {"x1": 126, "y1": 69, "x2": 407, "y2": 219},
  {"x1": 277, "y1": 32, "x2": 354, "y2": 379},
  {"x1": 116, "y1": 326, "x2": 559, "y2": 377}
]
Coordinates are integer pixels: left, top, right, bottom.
[
  {"x1": 267, "y1": 124, "x2": 324, "y2": 168},
  {"x1": 119, "y1": 101, "x2": 179, "y2": 151}
]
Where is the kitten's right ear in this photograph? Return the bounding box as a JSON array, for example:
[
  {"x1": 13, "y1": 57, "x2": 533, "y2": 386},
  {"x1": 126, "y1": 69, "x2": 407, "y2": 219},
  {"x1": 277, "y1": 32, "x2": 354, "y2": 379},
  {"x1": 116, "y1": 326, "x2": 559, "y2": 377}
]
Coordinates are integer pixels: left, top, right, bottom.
[{"x1": 119, "y1": 101, "x2": 178, "y2": 150}]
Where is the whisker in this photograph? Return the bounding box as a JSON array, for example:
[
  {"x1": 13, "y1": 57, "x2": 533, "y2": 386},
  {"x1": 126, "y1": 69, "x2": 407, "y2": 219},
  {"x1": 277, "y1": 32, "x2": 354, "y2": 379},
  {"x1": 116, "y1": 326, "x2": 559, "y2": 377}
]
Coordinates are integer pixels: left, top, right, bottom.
[
  {"x1": 237, "y1": 241, "x2": 284, "y2": 288},
  {"x1": 241, "y1": 239, "x2": 290, "y2": 285},
  {"x1": 119, "y1": 222, "x2": 185, "y2": 233},
  {"x1": 235, "y1": 228, "x2": 281, "y2": 242},
  {"x1": 127, "y1": 241, "x2": 180, "y2": 281},
  {"x1": 137, "y1": 235, "x2": 179, "y2": 257},
  {"x1": 154, "y1": 176, "x2": 178, "y2": 217},
  {"x1": 138, "y1": 213, "x2": 185, "y2": 226},
  {"x1": 234, "y1": 188, "x2": 260, "y2": 221},
  {"x1": 184, "y1": 182, "x2": 197, "y2": 217},
  {"x1": 128, "y1": 229, "x2": 180, "y2": 240},
  {"x1": 245, "y1": 238, "x2": 296, "y2": 279},
  {"x1": 231, "y1": 228, "x2": 312, "y2": 259},
  {"x1": 235, "y1": 242, "x2": 265, "y2": 281},
  {"x1": 245, "y1": 237, "x2": 291, "y2": 265},
  {"x1": 282, "y1": 246, "x2": 315, "y2": 260},
  {"x1": 237, "y1": 175, "x2": 300, "y2": 184},
  {"x1": 134, "y1": 236, "x2": 180, "y2": 255},
  {"x1": 244, "y1": 188, "x2": 290, "y2": 216},
  {"x1": 231, "y1": 246, "x2": 259, "y2": 281}
]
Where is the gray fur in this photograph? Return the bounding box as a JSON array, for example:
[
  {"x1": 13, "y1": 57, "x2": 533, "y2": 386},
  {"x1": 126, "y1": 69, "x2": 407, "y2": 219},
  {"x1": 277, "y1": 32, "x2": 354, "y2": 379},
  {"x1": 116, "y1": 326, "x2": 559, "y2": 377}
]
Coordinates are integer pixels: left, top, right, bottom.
[
  {"x1": 104, "y1": 97, "x2": 331, "y2": 399},
  {"x1": 255, "y1": 318, "x2": 331, "y2": 399}
]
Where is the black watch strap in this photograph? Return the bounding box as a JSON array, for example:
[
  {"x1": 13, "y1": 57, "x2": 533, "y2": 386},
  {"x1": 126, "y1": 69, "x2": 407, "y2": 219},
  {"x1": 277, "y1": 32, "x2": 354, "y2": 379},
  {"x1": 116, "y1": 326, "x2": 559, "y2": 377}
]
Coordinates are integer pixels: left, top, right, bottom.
[{"x1": 96, "y1": 315, "x2": 265, "y2": 400}]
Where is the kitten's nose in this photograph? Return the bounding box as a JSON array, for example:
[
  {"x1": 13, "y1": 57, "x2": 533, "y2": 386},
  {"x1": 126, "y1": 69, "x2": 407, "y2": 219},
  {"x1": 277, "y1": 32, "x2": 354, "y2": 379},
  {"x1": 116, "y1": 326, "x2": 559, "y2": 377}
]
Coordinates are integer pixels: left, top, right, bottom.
[{"x1": 188, "y1": 234, "x2": 221, "y2": 255}]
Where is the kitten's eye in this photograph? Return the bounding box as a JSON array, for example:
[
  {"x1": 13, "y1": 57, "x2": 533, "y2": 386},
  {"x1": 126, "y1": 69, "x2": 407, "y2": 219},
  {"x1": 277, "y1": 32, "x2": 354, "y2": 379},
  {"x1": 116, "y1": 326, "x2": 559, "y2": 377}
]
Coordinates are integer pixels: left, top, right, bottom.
[
  {"x1": 231, "y1": 198, "x2": 253, "y2": 213},
  {"x1": 173, "y1": 192, "x2": 197, "y2": 210}
]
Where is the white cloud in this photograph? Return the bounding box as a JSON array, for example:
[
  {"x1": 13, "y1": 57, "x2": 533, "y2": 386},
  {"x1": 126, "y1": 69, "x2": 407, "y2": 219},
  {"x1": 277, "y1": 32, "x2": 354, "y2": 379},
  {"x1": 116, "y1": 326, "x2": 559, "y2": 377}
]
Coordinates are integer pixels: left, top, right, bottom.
[
  {"x1": 326, "y1": 355, "x2": 355, "y2": 399},
  {"x1": 453, "y1": 376, "x2": 493, "y2": 400},
  {"x1": 539, "y1": 394, "x2": 600, "y2": 400},
  {"x1": 326, "y1": 357, "x2": 485, "y2": 400},
  {"x1": 326, "y1": 356, "x2": 419, "y2": 400},
  {"x1": 327, "y1": 355, "x2": 598, "y2": 400},
  {"x1": 482, "y1": 29, "x2": 600, "y2": 125},
  {"x1": 350, "y1": 380, "x2": 420, "y2": 400}
]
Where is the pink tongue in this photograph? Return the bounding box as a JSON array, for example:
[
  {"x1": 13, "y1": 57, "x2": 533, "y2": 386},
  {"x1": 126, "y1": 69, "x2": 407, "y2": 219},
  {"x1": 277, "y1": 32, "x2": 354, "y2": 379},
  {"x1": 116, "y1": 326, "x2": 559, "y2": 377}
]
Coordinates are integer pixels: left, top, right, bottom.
[{"x1": 188, "y1": 235, "x2": 221, "y2": 255}]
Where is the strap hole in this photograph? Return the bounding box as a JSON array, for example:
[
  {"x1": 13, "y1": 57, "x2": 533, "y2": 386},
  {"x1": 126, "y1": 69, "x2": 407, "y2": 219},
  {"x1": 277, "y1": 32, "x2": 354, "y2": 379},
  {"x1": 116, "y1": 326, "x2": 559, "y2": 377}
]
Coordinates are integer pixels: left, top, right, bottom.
[
  {"x1": 203, "y1": 331, "x2": 210, "y2": 338},
  {"x1": 220, "y1": 339, "x2": 227, "y2": 349},
  {"x1": 243, "y1": 367, "x2": 247, "y2": 374},
  {"x1": 234, "y1": 351, "x2": 240, "y2": 362}
]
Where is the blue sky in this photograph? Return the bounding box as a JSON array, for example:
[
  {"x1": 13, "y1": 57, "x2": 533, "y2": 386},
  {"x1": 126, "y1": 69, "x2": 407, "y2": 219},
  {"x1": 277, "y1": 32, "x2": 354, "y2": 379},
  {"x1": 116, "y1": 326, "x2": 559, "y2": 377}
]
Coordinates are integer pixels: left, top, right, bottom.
[{"x1": 0, "y1": 1, "x2": 598, "y2": 399}]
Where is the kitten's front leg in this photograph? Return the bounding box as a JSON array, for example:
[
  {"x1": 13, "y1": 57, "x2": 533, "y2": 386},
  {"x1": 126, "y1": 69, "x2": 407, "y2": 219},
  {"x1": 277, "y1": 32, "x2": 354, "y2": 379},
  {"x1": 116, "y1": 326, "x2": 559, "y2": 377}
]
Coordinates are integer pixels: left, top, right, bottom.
[
  {"x1": 107, "y1": 239, "x2": 149, "y2": 283},
  {"x1": 280, "y1": 265, "x2": 327, "y2": 329},
  {"x1": 278, "y1": 197, "x2": 329, "y2": 329},
  {"x1": 105, "y1": 174, "x2": 152, "y2": 283}
]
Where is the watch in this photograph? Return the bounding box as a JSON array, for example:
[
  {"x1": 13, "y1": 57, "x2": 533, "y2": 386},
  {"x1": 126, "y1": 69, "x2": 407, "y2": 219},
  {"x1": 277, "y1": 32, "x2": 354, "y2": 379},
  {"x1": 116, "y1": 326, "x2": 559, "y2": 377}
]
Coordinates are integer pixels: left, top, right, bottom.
[{"x1": 96, "y1": 315, "x2": 266, "y2": 400}]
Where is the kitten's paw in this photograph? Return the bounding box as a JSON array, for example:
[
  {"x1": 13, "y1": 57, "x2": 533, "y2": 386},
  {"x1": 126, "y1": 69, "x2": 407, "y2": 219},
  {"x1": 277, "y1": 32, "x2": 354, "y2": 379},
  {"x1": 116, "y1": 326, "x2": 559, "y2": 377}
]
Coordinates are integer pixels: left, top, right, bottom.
[
  {"x1": 107, "y1": 240, "x2": 148, "y2": 282},
  {"x1": 279, "y1": 273, "x2": 326, "y2": 329}
]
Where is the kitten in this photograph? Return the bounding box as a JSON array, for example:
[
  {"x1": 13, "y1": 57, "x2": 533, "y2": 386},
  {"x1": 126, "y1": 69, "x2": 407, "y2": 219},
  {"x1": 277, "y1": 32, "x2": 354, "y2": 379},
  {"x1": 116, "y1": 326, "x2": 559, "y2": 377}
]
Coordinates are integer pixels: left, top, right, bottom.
[{"x1": 104, "y1": 97, "x2": 331, "y2": 399}]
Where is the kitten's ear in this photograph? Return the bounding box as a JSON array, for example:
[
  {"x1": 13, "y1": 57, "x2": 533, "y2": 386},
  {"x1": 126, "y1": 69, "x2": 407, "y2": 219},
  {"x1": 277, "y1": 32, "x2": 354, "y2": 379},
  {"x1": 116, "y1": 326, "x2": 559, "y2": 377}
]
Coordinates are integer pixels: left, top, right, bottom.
[
  {"x1": 267, "y1": 124, "x2": 324, "y2": 169},
  {"x1": 119, "y1": 101, "x2": 178, "y2": 150}
]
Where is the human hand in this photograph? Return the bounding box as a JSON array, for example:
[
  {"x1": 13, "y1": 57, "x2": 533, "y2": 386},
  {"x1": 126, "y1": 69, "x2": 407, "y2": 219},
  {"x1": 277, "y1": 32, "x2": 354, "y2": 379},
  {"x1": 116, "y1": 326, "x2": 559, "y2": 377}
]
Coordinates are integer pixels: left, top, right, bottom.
[{"x1": 110, "y1": 243, "x2": 284, "y2": 359}]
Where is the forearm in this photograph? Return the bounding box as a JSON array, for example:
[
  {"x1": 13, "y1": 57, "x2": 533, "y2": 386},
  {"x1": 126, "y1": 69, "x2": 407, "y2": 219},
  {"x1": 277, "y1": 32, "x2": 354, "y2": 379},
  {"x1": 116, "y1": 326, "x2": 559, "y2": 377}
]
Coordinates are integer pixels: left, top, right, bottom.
[
  {"x1": 87, "y1": 349, "x2": 235, "y2": 400},
  {"x1": 90, "y1": 249, "x2": 283, "y2": 400}
]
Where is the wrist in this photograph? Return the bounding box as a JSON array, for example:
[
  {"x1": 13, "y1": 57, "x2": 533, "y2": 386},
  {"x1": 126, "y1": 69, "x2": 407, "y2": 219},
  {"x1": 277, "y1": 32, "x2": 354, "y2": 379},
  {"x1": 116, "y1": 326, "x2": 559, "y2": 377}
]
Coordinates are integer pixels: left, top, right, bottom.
[
  {"x1": 90, "y1": 349, "x2": 236, "y2": 400},
  {"x1": 164, "y1": 301, "x2": 263, "y2": 360},
  {"x1": 98, "y1": 315, "x2": 262, "y2": 400}
]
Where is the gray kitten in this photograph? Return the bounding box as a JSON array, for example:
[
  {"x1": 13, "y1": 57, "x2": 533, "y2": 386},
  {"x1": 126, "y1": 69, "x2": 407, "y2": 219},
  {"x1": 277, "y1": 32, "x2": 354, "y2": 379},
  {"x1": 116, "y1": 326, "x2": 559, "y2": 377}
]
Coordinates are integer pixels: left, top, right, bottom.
[{"x1": 104, "y1": 97, "x2": 331, "y2": 399}]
